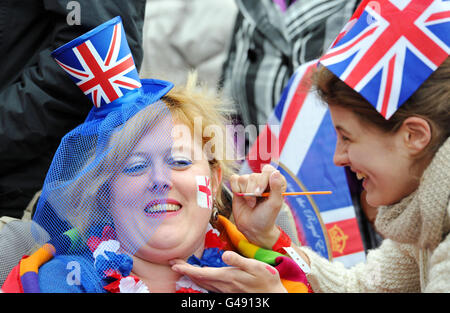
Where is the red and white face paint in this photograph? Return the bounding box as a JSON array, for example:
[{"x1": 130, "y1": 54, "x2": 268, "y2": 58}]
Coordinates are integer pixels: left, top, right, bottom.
[{"x1": 196, "y1": 176, "x2": 213, "y2": 210}]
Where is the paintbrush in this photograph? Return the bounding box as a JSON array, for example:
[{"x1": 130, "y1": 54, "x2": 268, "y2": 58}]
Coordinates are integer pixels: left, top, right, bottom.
[{"x1": 235, "y1": 191, "x2": 332, "y2": 197}]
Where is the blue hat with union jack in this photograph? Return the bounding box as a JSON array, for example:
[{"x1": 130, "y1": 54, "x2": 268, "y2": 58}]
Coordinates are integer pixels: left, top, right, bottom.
[
  {"x1": 51, "y1": 16, "x2": 173, "y2": 117},
  {"x1": 18, "y1": 17, "x2": 177, "y2": 281},
  {"x1": 319, "y1": 0, "x2": 449, "y2": 119}
]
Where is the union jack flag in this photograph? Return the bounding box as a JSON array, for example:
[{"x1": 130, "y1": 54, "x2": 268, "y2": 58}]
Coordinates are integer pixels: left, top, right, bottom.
[
  {"x1": 320, "y1": 0, "x2": 450, "y2": 119},
  {"x1": 52, "y1": 17, "x2": 141, "y2": 108}
]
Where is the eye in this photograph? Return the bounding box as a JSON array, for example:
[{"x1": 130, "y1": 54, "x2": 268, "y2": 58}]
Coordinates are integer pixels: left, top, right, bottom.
[
  {"x1": 123, "y1": 160, "x2": 149, "y2": 175},
  {"x1": 167, "y1": 156, "x2": 192, "y2": 169},
  {"x1": 341, "y1": 135, "x2": 350, "y2": 142},
  {"x1": 339, "y1": 133, "x2": 351, "y2": 142}
]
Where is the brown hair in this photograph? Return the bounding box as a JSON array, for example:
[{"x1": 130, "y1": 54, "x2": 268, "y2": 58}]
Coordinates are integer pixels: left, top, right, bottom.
[{"x1": 314, "y1": 57, "x2": 450, "y2": 159}]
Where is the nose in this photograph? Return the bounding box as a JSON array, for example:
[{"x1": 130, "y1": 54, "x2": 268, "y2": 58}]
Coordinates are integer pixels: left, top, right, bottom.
[
  {"x1": 333, "y1": 141, "x2": 349, "y2": 167},
  {"x1": 148, "y1": 164, "x2": 172, "y2": 194},
  {"x1": 149, "y1": 179, "x2": 171, "y2": 193}
]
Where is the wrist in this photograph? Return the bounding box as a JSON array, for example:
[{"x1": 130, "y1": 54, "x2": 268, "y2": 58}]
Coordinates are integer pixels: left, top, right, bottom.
[
  {"x1": 244, "y1": 226, "x2": 280, "y2": 250},
  {"x1": 271, "y1": 226, "x2": 292, "y2": 254}
]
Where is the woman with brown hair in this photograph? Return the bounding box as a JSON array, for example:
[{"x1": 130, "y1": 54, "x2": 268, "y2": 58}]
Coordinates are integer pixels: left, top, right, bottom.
[
  {"x1": 175, "y1": 58, "x2": 450, "y2": 293},
  {"x1": 173, "y1": 1, "x2": 450, "y2": 292}
]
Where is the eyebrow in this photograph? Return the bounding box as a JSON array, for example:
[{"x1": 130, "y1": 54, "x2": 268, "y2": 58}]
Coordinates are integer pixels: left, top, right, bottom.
[
  {"x1": 129, "y1": 147, "x2": 172, "y2": 157},
  {"x1": 171, "y1": 144, "x2": 193, "y2": 154},
  {"x1": 129, "y1": 140, "x2": 194, "y2": 158},
  {"x1": 335, "y1": 125, "x2": 351, "y2": 135}
]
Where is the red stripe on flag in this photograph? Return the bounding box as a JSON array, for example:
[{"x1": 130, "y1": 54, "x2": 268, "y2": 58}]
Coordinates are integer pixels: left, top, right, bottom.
[
  {"x1": 352, "y1": 0, "x2": 371, "y2": 20},
  {"x1": 56, "y1": 60, "x2": 89, "y2": 78},
  {"x1": 426, "y1": 10, "x2": 450, "y2": 23},
  {"x1": 278, "y1": 63, "x2": 315, "y2": 151},
  {"x1": 114, "y1": 79, "x2": 141, "y2": 89},
  {"x1": 247, "y1": 125, "x2": 278, "y2": 173},
  {"x1": 325, "y1": 218, "x2": 364, "y2": 258},
  {"x1": 320, "y1": 27, "x2": 377, "y2": 62},
  {"x1": 380, "y1": 54, "x2": 396, "y2": 117},
  {"x1": 93, "y1": 89, "x2": 98, "y2": 107},
  {"x1": 105, "y1": 24, "x2": 119, "y2": 66}
]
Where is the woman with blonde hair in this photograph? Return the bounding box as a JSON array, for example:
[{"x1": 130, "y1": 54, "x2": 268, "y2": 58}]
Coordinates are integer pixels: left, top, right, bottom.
[{"x1": 2, "y1": 69, "x2": 301, "y2": 293}]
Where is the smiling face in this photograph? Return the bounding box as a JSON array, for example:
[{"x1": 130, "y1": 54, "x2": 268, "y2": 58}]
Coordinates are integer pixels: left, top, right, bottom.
[
  {"x1": 109, "y1": 117, "x2": 220, "y2": 263},
  {"x1": 329, "y1": 105, "x2": 422, "y2": 207}
]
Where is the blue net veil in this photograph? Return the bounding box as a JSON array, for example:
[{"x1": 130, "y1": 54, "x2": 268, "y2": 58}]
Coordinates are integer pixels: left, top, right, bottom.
[
  {"x1": 31, "y1": 80, "x2": 175, "y2": 258},
  {"x1": 0, "y1": 17, "x2": 187, "y2": 292}
]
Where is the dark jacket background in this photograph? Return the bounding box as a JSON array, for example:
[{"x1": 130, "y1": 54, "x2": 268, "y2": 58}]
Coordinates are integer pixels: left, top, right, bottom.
[{"x1": 0, "y1": 0, "x2": 146, "y2": 218}]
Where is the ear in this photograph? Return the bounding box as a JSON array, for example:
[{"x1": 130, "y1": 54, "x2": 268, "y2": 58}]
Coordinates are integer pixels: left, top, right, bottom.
[{"x1": 400, "y1": 117, "x2": 431, "y2": 156}]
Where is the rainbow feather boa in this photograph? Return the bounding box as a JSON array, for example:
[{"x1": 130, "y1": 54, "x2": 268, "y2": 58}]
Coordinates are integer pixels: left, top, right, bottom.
[
  {"x1": 2, "y1": 216, "x2": 312, "y2": 293},
  {"x1": 217, "y1": 215, "x2": 312, "y2": 293}
]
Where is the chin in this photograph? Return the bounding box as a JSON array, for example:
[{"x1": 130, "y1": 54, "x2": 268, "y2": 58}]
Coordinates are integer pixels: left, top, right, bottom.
[
  {"x1": 147, "y1": 229, "x2": 185, "y2": 249},
  {"x1": 144, "y1": 227, "x2": 203, "y2": 252},
  {"x1": 136, "y1": 240, "x2": 202, "y2": 264},
  {"x1": 366, "y1": 192, "x2": 401, "y2": 207},
  {"x1": 364, "y1": 190, "x2": 384, "y2": 207}
]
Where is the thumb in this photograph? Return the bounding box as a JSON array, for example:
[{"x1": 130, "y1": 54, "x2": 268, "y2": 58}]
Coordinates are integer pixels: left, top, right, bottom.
[
  {"x1": 266, "y1": 170, "x2": 286, "y2": 209},
  {"x1": 222, "y1": 251, "x2": 259, "y2": 273}
]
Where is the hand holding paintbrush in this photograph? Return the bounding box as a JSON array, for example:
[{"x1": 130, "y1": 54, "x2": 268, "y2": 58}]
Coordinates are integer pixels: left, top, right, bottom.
[
  {"x1": 228, "y1": 165, "x2": 283, "y2": 247},
  {"x1": 230, "y1": 164, "x2": 331, "y2": 248}
]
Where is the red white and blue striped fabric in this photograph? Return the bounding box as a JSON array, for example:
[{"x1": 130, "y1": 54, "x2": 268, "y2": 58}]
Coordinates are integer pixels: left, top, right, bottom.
[
  {"x1": 319, "y1": 0, "x2": 450, "y2": 119},
  {"x1": 242, "y1": 60, "x2": 366, "y2": 268},
  {"x1": 51, "y1": 16, "x2": 141, "y2": 108}
]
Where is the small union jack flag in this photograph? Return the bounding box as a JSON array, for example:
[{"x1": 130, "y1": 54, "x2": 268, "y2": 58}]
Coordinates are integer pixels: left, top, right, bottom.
[
  {"x1": 320, "y1": 0, "x2": 450, "y2": 119},
  {"x1": 52, "y1": 17, "x2": 141, "y2": 108}
]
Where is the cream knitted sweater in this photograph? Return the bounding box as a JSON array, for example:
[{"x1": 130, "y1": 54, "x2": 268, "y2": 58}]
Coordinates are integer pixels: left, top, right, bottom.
[{"x1": 301, "y1": 138, "x2": 450, "y2": 292}]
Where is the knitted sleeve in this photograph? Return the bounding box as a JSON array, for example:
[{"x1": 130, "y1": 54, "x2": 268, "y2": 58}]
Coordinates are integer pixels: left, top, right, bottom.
[
  {"x1": 425, "y1": 232, "x2": 450, "y2": 292},
  {"x1": 300, "y1": 239, "x2": 421, "y2": 292}
]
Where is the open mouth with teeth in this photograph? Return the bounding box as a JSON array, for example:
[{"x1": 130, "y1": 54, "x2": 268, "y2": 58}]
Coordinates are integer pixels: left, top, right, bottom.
[
  {"x1": 355, "y1": 171, "x2": 370, "y2": 189},
  {"x1": 144, "y1": 200, "x2": 182, "y2": 217},
  {"x1": 356, "y1": 172, "x2": 367, "y2": 180}
]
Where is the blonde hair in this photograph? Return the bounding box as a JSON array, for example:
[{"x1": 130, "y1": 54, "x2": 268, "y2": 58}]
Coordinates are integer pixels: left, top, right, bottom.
[{"x1": 160, "y1": 72, "x2": 239, "y2": 216}]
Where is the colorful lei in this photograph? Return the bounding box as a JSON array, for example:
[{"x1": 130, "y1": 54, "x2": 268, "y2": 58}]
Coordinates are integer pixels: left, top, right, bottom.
[
  {"x1": 87, "y1": 224, "x2": 228, "y2": 293},
  {"x1": 3, "y1": 219, "x2": 312, "y2": 293}
]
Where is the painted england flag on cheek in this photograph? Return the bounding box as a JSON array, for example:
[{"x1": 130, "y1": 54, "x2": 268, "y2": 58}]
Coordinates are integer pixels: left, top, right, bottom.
[{"x1": 196, "y1": 176, "x2": 213, "y2": 210}]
